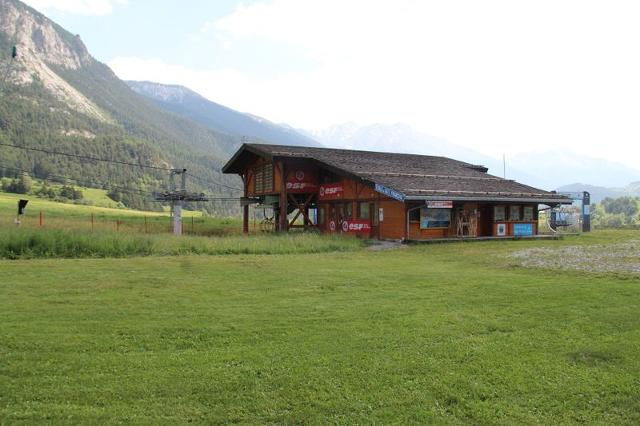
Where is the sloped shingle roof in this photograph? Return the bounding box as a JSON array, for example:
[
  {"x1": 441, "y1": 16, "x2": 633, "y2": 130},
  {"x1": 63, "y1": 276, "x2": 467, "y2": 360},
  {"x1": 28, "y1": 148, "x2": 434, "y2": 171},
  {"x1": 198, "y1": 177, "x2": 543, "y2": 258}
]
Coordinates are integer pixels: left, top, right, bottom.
[{"x1": 223, "y1": 143, "x2": 570, "y2": 204}]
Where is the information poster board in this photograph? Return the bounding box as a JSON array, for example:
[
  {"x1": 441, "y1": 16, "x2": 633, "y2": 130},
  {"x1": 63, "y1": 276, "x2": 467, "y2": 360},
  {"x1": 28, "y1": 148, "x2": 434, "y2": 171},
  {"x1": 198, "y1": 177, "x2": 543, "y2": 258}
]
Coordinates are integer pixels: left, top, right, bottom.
[{"x1": 513, "y1": 223, "x2": 533, "y2": 236}]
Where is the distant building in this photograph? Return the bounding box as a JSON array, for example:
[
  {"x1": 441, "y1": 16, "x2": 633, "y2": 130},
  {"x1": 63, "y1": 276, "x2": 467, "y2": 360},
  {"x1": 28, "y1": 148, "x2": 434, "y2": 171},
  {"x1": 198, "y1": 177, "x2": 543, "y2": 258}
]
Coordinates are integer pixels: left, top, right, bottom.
[{"x1": 222, "y1": 144, "x2": 572, "y2": 240}]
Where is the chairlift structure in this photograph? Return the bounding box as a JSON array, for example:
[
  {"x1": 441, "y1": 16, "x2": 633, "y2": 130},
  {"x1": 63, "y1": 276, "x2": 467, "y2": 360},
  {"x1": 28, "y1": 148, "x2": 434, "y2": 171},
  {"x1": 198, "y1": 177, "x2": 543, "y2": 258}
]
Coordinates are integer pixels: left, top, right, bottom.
[{"x1": 548, "y1": 191, "x2": 591, "y2": 233}]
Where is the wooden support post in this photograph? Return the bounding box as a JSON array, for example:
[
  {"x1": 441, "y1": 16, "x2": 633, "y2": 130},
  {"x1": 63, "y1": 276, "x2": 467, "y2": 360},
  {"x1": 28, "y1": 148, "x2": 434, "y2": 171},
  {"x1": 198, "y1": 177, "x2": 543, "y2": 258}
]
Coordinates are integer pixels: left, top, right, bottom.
[
  {"x1": 288, "y1": 193, "x2": 316, "y2": 229},
  {"x1": 278, "y1": 162, "x2": 288, "y2": 232},
  {"x1": 91, "y1": 213, "x2": 94, "y2": 232},
  {"x1": 39, "y1": 210, "x2": 43, "y2": 227},
  {"x1": 116, "y1": 220, "x2": 120, "y2": 232},
  {"x1": 243, "y1": 204, "x2": 249, "y2": 234}
]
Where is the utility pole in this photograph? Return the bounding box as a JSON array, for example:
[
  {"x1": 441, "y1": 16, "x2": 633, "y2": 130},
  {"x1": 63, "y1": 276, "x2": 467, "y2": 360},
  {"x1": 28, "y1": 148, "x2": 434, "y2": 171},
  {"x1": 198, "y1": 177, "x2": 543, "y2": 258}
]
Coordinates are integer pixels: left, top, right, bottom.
[
  {"x1": 502, "y1": 153, "x2": 506, "y2": 179},
  {"x1": 155, "y1": 168, "x2": 208, "y2": 236}
]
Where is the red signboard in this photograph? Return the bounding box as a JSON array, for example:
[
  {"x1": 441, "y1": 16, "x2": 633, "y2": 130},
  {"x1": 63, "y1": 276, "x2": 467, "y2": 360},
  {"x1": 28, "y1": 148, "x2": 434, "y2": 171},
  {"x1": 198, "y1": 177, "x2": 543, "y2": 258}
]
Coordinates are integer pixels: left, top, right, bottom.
[
  {"x1": 319, "y1": 183, "x2": 344, "y2": 200},
  {"x1": 341, "y1": 220, "x2": 371, "y2": 235},
  {"x1": 286, "y1": 169, "x2": 318, "y2": 193}
]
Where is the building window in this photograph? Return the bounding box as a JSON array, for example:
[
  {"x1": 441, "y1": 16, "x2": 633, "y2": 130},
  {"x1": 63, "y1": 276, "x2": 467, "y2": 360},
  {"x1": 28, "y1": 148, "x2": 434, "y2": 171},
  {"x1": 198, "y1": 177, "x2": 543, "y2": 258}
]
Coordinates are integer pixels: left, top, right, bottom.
[
  {"x1": 509, "y1": 205, "x2": 521, "y2": 221},
  {"x1": 358, "y1": 202, "x2": 370, "y2": 219},
  {"x1": 253, "y1": 163, "x2": 273, "y2": 193},
  {"x1": 344, "y1": 202, "x2": 353, "y2": 219},
  {"x1": 409, "y1": 208, "x2": 420, "y2": 221},
  {"x1": 523, "y1": 206, "x2": 534, "y2": 221},
  {"x1": 420, "y1": 208, "x2": 451, "y2": 229},
  {"x1": 494, "y1": 206, "x2": 505, "y2": 221}
]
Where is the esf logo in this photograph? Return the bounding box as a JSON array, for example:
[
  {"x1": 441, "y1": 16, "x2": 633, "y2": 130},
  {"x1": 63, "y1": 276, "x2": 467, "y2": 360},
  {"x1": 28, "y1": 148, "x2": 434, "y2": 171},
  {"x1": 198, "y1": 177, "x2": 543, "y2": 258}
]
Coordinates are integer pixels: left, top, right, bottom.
[
  {"x1": 286, "y1": 182, "x2": 314, "y2": 190},
  {"x1": 320, "y1": 185, "x2": 342, "y2": 197},
  {"x1": 342, "y1": 221, "x2": 371, "y2": 232}
]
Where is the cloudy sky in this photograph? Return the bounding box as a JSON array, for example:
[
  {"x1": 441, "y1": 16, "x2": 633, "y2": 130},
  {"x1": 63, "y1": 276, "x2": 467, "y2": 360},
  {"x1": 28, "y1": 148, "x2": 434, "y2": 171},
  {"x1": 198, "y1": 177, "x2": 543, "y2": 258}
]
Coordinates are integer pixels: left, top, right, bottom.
[{"x1": 23, "y1": 0, "x2": 640, "y2": 167}]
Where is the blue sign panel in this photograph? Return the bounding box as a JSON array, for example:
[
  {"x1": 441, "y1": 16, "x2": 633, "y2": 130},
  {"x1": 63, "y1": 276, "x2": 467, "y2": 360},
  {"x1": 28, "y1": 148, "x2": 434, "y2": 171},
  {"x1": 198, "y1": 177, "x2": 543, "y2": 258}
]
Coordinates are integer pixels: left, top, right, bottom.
[
  {"x1": 513, "y1": 223, "x2": 534, "y2": 236},
  {"x1": 374, "y1": 183, "x2": 405, "y2": 202}
]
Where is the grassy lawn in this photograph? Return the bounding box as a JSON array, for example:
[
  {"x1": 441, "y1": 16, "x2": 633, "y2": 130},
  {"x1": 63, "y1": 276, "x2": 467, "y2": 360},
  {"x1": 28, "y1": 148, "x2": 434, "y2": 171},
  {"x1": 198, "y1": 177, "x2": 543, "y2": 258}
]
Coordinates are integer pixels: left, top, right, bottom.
[
  {"x1": 0, "y1": 192, "x2": 241, "y2": 236},
  {"x1": 1, "y1": 231, "x2": 639, "y2": 423}
]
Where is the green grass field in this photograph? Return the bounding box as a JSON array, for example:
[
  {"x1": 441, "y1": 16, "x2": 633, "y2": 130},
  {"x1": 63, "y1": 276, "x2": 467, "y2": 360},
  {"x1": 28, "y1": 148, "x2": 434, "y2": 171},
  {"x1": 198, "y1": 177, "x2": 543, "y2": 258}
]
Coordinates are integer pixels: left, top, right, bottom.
[
  {"x1": 1, "y1": 230, "x2": 639, "y2": 423},
  {"x1": 0, "y1": 192, "x2": 241, "y2": 236}
]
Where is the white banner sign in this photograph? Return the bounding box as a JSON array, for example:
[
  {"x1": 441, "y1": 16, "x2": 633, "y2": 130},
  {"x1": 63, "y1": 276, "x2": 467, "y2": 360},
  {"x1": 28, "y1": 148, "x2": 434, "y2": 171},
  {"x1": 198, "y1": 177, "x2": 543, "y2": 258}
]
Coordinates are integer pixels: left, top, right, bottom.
[{"x1": 427, "y1": 200, "x2": 453, "y2": 209}]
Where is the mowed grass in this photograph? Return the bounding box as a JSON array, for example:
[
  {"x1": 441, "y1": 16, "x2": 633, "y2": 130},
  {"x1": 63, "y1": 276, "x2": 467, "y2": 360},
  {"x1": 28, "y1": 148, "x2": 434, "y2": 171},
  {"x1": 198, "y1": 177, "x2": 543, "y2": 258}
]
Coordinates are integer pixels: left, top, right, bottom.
[{"x1": 1, "y1": 230, "x2": 639, "y2": 423}]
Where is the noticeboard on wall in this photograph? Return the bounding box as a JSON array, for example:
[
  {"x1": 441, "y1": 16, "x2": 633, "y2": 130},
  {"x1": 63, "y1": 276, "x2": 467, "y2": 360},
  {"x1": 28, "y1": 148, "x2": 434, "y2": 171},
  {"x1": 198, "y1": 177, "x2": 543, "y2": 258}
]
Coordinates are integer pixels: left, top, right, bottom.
[
  {"x1": 420, "y1": 207, "x2": 451, "y2": 229},
  {"x1": 514, "y1": 223, "x2": 533, "y2": 236}
]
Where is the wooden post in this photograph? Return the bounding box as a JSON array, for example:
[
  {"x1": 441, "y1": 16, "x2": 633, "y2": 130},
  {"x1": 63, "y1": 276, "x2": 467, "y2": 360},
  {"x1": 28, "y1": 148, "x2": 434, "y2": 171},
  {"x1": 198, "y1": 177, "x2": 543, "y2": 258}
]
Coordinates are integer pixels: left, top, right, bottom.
[
  {"x1": 116, "y1": 220, "x2": 120, "y2": 232},
  {"x1": 242, "y1": 172, "x2": 249, "y2": 235},
  {"x1": 278, "y1": 162, "x2": 288, "y2": 232},
  {"x1": 91, "y1": 213, "x2": 94, "y2": 232},
  {"x1": 243, "y1": 205, "x2": 249, "y2": 234},
  {"x1": 39, "y1": 210, "x2": 43, "y2": 227}
]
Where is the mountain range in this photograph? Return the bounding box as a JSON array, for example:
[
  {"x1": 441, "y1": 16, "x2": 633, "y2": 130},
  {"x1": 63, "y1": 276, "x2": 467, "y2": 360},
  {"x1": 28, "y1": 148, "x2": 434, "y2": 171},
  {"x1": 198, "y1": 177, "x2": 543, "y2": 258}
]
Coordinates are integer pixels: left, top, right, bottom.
[
  {"x1": 308, "y1": 123, "x2": 640, "y2": 192},
  {"x1": 1, "y1": 0, "x2": 638, "y2": 213},
  {"x1": 0, "y1": 0, "x2": 317, "y2": 213},
  {"x1": 556, "y1": 182, "x2": 640, "y2": 204},
  {"x1": 126, "y1": 81, "x2": 319, "y2": 148}
]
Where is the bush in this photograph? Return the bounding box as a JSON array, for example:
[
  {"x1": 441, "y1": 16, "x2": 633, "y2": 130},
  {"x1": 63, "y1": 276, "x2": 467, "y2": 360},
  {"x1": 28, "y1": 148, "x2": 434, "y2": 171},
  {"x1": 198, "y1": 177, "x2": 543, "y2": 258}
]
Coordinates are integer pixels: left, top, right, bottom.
[{"x1": 602, "y1": 197, "x2": 639, "y2": 216}]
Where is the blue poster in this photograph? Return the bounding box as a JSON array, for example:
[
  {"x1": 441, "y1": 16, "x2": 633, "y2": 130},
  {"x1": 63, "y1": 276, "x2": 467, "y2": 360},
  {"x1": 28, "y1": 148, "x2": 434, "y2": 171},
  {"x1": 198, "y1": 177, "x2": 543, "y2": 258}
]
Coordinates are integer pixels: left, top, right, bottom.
[{"x1": 513, "y1": 223, "x2": 533, "y2": 236}]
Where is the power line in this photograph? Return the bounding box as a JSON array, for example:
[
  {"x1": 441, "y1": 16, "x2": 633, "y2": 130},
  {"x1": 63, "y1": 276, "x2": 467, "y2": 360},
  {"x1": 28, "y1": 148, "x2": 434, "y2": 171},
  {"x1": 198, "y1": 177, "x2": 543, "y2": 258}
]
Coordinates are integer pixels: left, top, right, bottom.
[
  {"x1": 0, "y1": 162, "x2": 242, "y2": 200},
  {"x1": 0, "y1": 162, "x2": 158, "y2": 197},
  {"x1": 0, "y1": 142, "x2": 173, "y2": 171},
  {"x1": 0, "y1": 142, "x2": 244, "y2": 193},
  {"x1": 185, "y1": 172, "x2": 243, "y2": 192}
]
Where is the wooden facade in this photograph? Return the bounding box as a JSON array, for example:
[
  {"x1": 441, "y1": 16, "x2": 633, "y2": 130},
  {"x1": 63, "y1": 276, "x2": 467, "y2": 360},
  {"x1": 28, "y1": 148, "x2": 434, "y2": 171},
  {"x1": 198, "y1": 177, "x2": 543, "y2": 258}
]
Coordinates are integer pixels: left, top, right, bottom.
[{"x1": 223, "y1": 144, "x2": 571, "y2": 240}]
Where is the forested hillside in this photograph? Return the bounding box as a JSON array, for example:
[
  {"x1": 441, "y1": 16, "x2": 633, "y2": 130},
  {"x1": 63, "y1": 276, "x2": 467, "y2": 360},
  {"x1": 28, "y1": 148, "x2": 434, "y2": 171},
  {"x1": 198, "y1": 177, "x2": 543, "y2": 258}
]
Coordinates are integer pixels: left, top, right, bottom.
[{"x1": 0, "y1": 0, "x2": 242, "y2": 213}]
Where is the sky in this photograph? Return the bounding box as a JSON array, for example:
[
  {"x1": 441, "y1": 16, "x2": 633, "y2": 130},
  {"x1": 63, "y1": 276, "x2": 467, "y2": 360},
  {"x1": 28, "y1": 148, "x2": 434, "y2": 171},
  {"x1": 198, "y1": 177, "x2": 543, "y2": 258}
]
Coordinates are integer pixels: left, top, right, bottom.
[{"x1": 21, "y1": 0, "x2": 640, "y2": 168}]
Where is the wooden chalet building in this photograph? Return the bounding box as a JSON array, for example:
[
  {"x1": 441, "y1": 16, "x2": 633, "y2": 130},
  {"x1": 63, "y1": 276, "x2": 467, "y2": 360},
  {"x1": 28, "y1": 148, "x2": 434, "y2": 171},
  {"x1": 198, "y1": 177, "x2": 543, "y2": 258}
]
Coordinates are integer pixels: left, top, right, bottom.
[{"x1": 222, "y1": 144, "x2": 572, "y2": 240}]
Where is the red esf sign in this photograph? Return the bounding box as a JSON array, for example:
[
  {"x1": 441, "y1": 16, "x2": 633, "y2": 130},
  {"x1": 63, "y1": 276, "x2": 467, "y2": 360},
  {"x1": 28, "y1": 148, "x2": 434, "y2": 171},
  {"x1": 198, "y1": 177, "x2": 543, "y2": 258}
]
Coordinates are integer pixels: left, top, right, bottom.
[
  {"x1": 342, "y1": 220, "x2": 371, "y2": 234},
  {"x1": 329, "y1": 220, "x2": 371, "y2": 234},
  {"x1": 286, "y1": 169, "x2": 318, "y2": 193},
  {"x1": 319, "y1": 183, "x2": 344, "y2": 200}
]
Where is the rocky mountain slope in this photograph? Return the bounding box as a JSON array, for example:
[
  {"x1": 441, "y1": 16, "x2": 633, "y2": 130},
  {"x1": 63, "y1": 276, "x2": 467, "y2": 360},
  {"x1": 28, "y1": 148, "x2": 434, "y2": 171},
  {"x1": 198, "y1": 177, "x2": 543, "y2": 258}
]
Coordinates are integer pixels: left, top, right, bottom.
[
  {"x1": 0, "y1": 0, "x2": 242, "y2": 212},
  {"x1": 128, "y1": 81, "x2": 321, "y2": 148}
]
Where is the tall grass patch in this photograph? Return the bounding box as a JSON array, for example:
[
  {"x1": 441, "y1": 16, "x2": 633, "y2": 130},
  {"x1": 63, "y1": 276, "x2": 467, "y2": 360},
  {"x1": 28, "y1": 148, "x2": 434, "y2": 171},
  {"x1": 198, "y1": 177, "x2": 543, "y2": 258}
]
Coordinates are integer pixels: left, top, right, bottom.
[{"x1": 0, "y1": 228, "x2": 363, "y2": 259}]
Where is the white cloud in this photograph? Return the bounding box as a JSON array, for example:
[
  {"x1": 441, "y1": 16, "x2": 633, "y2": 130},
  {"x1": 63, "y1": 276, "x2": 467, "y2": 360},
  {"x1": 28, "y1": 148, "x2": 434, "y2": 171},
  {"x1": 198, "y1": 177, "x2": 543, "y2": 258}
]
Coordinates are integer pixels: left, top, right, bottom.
[
  {"x1": 113, "y1": 0, "x2": 640, "y2": 168},
  {"x1": 22, "y1": 0, "x2": 127, "y2": 16}
]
